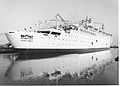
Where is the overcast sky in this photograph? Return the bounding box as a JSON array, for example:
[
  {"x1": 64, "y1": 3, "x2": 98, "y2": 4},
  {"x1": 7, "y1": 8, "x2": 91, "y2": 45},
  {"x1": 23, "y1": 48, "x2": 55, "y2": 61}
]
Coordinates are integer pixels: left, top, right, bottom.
[{"x1": 0, "y1": 0, "x2": 118, "y2": 45}]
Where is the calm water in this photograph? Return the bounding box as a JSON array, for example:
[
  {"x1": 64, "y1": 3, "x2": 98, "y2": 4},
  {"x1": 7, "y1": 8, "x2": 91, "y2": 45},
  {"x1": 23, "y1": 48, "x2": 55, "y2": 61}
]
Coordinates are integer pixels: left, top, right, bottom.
[{"x1": 0, "y1": 48, "x2": 118, "y2": 85}]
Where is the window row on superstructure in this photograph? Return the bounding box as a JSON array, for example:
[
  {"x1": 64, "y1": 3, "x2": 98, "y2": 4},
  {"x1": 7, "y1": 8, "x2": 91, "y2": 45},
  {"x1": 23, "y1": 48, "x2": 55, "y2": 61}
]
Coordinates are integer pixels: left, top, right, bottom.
[
  {"x1": 35, "y1": 29, "x2": 110, "y2": 48},
  {"x1": 40, "y1": 34, "x2": 109, "y2": 47}
]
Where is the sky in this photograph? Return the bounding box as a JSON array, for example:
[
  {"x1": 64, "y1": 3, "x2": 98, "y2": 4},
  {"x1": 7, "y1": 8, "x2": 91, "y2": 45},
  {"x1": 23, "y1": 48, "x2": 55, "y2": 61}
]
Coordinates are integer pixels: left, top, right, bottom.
[{"x1": 0, "y1": 0, "x2": 118, "y2": 45}]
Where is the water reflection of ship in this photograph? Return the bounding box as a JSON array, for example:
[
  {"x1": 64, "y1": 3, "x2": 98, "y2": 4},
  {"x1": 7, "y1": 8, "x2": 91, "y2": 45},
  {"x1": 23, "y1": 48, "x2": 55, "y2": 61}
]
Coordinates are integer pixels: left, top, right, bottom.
[{"x1": 5, "y1": 50, "x2": 114, "y2": 81}]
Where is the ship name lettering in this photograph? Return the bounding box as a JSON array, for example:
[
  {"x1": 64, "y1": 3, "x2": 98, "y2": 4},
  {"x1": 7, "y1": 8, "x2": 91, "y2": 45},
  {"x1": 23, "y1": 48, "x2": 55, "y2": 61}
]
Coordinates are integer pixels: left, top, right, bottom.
[{"x1": 21, "y1": 35, "x2": 33, "y2": 39}]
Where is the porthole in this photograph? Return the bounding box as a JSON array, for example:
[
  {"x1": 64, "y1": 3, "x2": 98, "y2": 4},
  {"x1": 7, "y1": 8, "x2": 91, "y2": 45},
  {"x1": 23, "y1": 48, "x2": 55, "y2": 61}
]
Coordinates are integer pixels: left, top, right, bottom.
[
  {"x1": 96, "y1": 58, "x2": 98, "y2": 60},
  {"x1": 91, "y1": 42, "x2": 93, "y2": 45},
  {"x1": 91, "y1": 56, "x2": 93, "y2": 59}
]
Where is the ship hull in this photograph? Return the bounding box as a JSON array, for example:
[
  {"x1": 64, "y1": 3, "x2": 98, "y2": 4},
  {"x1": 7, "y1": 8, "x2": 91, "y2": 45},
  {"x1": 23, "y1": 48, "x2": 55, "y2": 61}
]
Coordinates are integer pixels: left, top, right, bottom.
[
  {"x1": 17, "y1": 48, "x2": 110, "y2": 54},
  {"x1": 16, "y1": 48, "x2": 110, "y2": 59}
]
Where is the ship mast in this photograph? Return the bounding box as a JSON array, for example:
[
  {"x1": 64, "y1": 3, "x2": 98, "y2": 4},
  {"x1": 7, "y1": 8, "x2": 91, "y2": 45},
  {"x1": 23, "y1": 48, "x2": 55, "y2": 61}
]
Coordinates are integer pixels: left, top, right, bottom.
[
  {"x1": 56, "y1": 13, "x2": 69, "y2": 30},
  {"x1": 55, "y1": 14, "x2": 59, "y2": 29}
]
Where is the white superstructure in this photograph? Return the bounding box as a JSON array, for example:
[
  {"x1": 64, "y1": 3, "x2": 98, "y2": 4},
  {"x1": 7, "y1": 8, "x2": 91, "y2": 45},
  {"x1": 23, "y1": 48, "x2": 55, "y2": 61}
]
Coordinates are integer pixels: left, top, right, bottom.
[{"x1": 5, "y1": 14, "x2": 112, "y2": 50}]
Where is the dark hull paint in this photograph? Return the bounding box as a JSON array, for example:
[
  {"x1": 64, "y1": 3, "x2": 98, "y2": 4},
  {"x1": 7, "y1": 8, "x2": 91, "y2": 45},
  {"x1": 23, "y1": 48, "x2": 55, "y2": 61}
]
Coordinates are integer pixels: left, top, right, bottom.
[
  {"x1": 0, "y1": 48, "x2": 18, "y2": 53},
  {"x1": 18, "y1": 48, "x2": 110, "y2": 53},
  {"x1": 17, "y1": 48, "x2": 110, "y2": 60}
]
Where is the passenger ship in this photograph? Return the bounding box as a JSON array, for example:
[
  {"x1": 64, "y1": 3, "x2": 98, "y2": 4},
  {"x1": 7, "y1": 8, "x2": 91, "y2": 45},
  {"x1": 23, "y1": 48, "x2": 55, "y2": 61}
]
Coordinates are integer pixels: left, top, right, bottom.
[{"x1": 5, "y1": 14, "x2": 112, "y2": 53}]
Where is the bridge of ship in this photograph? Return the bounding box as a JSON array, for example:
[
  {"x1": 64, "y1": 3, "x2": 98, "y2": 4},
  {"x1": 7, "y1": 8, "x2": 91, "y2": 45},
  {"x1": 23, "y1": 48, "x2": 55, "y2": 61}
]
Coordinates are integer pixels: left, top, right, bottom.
[{"x1": 36, "y1": 29, "x2": 63, "y2": 37}]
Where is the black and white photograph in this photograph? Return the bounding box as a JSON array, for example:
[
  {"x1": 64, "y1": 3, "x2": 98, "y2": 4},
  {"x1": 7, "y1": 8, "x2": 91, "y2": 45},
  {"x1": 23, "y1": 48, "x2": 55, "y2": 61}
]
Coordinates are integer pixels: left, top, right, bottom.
[{"x1": 0, "y1": 0, "x2": 118, "y2": 85}]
